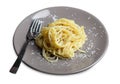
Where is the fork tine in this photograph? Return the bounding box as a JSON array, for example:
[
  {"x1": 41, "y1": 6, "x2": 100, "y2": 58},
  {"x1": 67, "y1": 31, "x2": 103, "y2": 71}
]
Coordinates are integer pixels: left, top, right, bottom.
[
  {"x1": 32, "y1": 19, "x2": 39, "y2": 33},
  {"x1": 35, "y1": 20, "x2": 40, "y2": 32},
  {"x1": 35, "y1": 20, "x2": 42, "y2": 33},
  {"x1": 38, "y1": 21, "x2": 42, "y2": 32},
  {"x1": 30, "y1": 19, "x2": 37, "y2": 33}
]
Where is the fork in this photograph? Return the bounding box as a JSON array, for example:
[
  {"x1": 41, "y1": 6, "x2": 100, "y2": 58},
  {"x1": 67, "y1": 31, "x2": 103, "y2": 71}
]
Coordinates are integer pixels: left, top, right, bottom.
[{"x1": 10, "y1": 19, "x2": 42, "y2": 74}]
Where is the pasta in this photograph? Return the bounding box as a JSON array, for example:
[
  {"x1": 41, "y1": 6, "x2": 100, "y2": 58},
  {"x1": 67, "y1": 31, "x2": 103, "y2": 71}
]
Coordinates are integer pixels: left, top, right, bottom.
[{"x1": 35, "y1": 18, "x2": 87, "y2": 62}]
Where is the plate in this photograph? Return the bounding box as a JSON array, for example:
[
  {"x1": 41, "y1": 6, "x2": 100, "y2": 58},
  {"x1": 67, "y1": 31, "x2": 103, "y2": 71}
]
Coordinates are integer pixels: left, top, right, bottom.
[{"x1": 13, "y1": 6, "x2": 108, "y2": 75}]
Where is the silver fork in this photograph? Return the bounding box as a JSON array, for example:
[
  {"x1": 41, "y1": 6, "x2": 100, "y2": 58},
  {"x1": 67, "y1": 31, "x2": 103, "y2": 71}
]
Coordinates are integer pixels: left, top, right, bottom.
[{"x1": 10, "y1": 19, "x2": 42, "y2": 74}]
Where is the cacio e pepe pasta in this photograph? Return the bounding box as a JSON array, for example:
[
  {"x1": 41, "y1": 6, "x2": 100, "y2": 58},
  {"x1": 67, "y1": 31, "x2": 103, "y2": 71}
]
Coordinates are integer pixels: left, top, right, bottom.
[{"x1": 35, "y1": 18, "x2": 87, "y2": 62}]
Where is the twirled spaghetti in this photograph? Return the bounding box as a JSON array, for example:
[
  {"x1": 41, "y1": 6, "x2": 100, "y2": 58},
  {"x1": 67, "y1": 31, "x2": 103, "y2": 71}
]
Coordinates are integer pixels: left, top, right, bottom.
[{"x1": 35, "y1": 18, "x2": 87, "y2": 62}]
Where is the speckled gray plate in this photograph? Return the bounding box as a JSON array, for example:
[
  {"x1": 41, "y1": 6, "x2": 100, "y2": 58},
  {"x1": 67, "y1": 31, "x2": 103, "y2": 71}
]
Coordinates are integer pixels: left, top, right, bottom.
[{"x1": 13, "y1": 6, "x2": 108, "y2": 75}]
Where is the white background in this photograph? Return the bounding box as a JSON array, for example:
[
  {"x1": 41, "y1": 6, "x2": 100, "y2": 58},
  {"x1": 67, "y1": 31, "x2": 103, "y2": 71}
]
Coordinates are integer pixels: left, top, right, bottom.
[{"x1": 0, "y1": 0, "x2": 120, "y2": 84}]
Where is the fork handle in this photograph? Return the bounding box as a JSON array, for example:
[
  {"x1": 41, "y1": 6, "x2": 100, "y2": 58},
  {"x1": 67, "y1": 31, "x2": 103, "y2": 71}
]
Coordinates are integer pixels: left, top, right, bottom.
[{"x1": 10, "y1": 40, "x2": 30, "y2": 74}]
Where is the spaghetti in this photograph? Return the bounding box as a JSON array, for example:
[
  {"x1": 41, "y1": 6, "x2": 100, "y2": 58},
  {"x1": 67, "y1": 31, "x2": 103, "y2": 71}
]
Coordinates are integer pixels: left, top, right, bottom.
[{"x1": 35, "y1": 18, "x2": 87, "y2": 62}]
